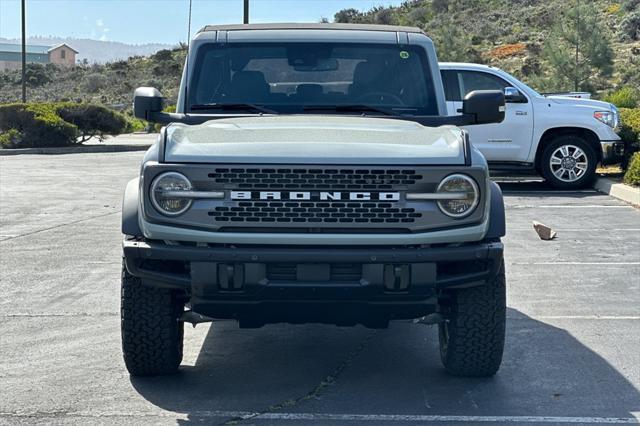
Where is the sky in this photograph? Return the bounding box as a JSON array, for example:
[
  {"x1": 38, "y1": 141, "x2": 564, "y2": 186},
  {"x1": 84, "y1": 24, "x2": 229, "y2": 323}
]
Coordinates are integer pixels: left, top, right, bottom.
[{"x1": 0, "y1": 0, "x2": 405, "y2": 45}]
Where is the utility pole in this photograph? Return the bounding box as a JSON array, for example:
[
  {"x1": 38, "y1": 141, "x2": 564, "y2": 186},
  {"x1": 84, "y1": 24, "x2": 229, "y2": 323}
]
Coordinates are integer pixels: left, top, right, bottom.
[
  {"x1": 574, "y1": 0, "x2": 580, "y2": 92},
  {"x1": 243, "y1": 0, "x2": 249, "y2": 24},
  {"x1": 21, "y1": 0, "x2": 27, "y2": 103}
]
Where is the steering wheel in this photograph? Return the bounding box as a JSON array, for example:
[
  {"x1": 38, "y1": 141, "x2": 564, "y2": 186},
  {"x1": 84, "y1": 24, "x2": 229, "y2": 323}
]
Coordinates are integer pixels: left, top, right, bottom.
[{"x1": 354, "y1": 92, "x2": 404, "y2": 106}]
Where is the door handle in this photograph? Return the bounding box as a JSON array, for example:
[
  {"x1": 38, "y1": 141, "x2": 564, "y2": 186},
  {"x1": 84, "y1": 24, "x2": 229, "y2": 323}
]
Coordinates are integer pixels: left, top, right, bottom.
[{"x1": 515, "y1": 111, "x2": 527, "y2": 116}]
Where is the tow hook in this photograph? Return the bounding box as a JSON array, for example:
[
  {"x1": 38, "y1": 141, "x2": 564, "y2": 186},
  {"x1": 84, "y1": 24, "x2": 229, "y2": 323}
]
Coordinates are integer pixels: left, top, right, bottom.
[
  {"x1": 414, "y1": 313, "x2": 445, "y2": 325},
  {"x1": 180, "y1": 311, "x2": 213, "y2": 327}
]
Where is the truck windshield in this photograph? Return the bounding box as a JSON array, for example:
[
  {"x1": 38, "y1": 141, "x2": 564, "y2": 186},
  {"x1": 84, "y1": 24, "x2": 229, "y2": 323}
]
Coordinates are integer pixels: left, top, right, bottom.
[{"x1": 187, "y1": 42, "x2": 438, "y2": 115}]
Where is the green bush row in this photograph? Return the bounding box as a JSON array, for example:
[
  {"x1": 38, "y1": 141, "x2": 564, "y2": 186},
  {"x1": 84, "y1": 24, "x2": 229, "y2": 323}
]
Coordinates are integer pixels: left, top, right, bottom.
[
  {"x1": 624, "y1": 152, "x2": 640, "y2": 186},
  {"x1": 0, "y1": 102, "x2": 132, "y2": 149},
  {"x1": 619, "y1": 108, "x2": 640, "y2": 169},
  {"x1": 604, "y1": 86, "x2": 640, "y2": 109}
]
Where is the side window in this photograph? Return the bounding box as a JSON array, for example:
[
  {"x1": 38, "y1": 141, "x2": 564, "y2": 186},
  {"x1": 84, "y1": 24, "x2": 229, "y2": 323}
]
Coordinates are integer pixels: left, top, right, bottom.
[
  {"x1": 60, "y1": 49, "x2": 66, "y2": 59},
  {"x1": 440, "y1": 70, "x2": 462, "y2": 101},
  {"x1": 458, "y1": 71, "x2": 509, "y2": 98}
]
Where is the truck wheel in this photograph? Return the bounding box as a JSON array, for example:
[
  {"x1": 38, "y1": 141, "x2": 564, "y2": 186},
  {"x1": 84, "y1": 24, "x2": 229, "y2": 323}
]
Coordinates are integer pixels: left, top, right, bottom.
[
  {"x1": 438, "y1": 260, "x2": 506, "y2": 377},
  {"x1": 121, "y1": 262, "x2": 184, "y2": 376},
  {"x1": 540, "y1": 135, "x2": 597, "y2": 189}
]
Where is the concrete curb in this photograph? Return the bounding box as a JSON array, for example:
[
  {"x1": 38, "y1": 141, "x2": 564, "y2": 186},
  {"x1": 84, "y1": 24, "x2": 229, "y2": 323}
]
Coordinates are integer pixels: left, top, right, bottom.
[
  {"x1": 594, "y1": 177, "x2": 640, "y2": 206},
  {"x1": 0, "y1": 144, "x2": 151, "y2": 156}
]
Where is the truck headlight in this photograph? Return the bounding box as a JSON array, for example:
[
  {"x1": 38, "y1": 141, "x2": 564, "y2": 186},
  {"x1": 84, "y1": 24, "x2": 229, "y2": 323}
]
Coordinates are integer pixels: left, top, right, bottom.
[
  {"x1": 594, "y1": 110, "x2": 618, "y2": 129},
  {"x1": 436, "y1": 174, "x2": 480, "y2": 218},
  {"x1": 150, "y1": 172, "x2": 192, "y2": 216}
]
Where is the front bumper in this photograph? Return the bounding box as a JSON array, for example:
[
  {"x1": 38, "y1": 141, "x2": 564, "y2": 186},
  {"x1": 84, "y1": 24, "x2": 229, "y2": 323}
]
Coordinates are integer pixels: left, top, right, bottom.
[
  {"x1": 601, "y1": 140, "x2": 625, "y2": 165},
  {"x1": 123, "y1": 238, "x2": 503, "y2": 327}
]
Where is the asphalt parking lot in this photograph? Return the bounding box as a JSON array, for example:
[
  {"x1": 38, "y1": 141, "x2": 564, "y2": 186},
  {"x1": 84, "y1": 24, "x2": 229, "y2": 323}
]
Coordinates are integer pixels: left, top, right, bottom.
[{"x1": 1, "y1": 150, "x2": 639, "y2": 425}]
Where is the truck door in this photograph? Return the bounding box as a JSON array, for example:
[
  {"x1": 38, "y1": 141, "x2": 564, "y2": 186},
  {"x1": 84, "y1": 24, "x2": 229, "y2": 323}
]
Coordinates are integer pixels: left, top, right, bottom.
[{"x1": 441, "y1": 69, "x2": 534, "y2": 163}]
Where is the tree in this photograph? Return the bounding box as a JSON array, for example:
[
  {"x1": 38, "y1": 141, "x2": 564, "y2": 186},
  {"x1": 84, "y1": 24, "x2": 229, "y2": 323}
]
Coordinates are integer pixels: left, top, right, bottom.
[
  {"x1": 334, "y1": 8, "x2": 363, "y2": 23},
  {"x1": 543, "y1": 0, "x2": 614, "y2": 92}
]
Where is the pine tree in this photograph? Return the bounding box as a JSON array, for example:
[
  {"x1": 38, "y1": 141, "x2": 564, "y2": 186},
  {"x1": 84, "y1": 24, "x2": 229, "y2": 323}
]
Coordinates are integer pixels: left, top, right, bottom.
[{"x1": 543, "y1": 0, "x2": 614, "y2": 92}]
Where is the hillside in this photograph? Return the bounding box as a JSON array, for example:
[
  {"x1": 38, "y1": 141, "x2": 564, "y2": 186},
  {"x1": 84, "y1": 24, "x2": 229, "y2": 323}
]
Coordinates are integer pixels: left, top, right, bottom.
[
  {"x1": 334, "y1": 0, "x2": 639, "y2": 92},
  {"x1": 0, "y1": 0, "x2": 638, "y2": 107},
  {"x1": 0, "y1": 48, "x2": 186, "y2": 106}
]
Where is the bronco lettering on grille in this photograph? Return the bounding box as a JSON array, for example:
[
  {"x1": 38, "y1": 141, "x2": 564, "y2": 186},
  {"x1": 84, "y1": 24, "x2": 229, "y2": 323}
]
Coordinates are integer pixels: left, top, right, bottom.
[{"x1": 230, "y1": 191, "x2": 400, "y2": 201}]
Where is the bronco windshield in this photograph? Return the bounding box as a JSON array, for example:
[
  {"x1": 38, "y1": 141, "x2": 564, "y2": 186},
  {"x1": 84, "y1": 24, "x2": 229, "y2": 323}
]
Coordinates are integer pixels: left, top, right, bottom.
[{"x1": 187, "y1": 43, "x2": 438, "y2": 115}]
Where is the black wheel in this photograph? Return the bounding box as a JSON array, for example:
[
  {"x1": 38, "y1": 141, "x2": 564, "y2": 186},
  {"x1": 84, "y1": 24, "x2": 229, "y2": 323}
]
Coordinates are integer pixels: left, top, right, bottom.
[
  {"x1": 438, "y1": 260, "x2": 506, "y2": 377},
  {"x1": 121, "y1": 262, "x2": 184, "y2": 376},
  {"x1": 540, "y1": 135, "x2": 597, "y2": 189}
]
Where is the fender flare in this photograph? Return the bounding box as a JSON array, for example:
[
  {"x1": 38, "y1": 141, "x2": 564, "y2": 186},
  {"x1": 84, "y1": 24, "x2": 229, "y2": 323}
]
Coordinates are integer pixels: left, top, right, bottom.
[
  {"x1": 122, "y1": 178, "x2": 143, "y2": 237},
  {"x1": 486, "y1": 181, "x2": 506, "y2": 239}
]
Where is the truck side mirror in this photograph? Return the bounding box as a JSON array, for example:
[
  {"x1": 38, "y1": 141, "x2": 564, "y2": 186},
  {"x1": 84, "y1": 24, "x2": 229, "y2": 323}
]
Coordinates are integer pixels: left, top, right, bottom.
[
  {"x1": 462, "y1": 90, "x2": 505, "y2": 125},
  {"x1": 504, "y1": 87, "x2": 527, "y2": 103},
  {"x1": 133, "y1": 87, "x2": 165, "y2": 122}
]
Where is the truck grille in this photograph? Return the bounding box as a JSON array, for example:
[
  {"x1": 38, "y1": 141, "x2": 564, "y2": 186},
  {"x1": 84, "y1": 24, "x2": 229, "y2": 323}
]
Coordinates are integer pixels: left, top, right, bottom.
[
  {"x1": 208, "y1": 168, "x2": 423, "y2": 190},
  {"x1": 208, "y1": 201, "x2": 422, "y2": 224}
]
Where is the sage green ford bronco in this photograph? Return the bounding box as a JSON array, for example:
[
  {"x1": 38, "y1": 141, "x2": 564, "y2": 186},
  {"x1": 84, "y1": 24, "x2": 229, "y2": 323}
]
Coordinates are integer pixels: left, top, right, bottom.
[{"x1": 122, "y1": 23, "x2": 507, "y2": 377}]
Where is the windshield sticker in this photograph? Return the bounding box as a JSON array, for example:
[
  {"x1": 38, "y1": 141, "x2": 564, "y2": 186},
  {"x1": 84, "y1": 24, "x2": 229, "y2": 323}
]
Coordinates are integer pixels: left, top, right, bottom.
[{"x1": 399, "y1": 51, "x2": 410, "y2": 59}]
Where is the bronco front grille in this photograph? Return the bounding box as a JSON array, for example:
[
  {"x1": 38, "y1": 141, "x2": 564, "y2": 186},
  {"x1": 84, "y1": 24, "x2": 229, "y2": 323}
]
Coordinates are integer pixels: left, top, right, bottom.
[
  {"x1": 208, "y1": 201, "x2": 422, "y2": 224},
  {"x1": 208, "y1": 168, "x2": 423, "y2": 190}
]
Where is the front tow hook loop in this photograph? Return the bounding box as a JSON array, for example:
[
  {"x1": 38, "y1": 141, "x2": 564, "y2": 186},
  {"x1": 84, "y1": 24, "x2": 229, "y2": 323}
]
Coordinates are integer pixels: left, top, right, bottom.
[{"x1": 180, "y1": 311, "x2": 213, "y2": 327}]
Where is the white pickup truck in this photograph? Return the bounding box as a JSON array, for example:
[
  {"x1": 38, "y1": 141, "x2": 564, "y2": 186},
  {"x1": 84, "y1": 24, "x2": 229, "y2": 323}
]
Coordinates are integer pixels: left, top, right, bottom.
[{"x1": 440, "y1": 63, "x2": 624, "y2": 188}]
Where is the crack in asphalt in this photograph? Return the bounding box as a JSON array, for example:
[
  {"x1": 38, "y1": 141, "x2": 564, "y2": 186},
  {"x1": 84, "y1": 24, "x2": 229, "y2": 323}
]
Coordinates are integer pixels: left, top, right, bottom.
[
  {"x1": 220, "y1": 330, "x2": 378, "y2": 426},
  {"x1": 0, "y1": 210, "x2": 121, "y2": 243}
]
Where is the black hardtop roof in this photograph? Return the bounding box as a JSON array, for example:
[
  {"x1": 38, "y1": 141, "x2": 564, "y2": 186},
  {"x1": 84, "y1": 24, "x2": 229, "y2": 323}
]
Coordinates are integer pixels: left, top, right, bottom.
[{"x1": 199, "y1": 23, "x2": 426, "y2": 34}]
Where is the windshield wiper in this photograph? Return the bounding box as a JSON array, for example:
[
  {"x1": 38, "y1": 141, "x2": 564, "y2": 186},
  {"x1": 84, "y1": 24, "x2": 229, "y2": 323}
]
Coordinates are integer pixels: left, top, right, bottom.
[
  {"x1": 190, "y1": 103, "x2": 278, "y2": 114},
  {"x1": 302, "y1": 104, "x2": 406, "y2": 117}
]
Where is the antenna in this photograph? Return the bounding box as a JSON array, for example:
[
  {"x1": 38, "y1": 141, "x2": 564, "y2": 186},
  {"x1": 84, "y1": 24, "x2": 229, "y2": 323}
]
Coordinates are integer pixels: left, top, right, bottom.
[{"x1": 183, "y1": 0, "x2": 193, "y2": 112}]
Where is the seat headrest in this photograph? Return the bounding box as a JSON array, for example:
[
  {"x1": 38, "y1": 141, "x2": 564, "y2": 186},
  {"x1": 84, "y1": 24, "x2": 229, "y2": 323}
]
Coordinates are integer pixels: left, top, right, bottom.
[{"x1": 352, "y1": 62, "x2": 380, "y2": 86}]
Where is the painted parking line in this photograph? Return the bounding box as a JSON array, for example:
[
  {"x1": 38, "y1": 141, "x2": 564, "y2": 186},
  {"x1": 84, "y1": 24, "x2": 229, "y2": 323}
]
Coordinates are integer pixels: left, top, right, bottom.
[
  {"x1": 533, "y1": 316, "x2": 640, "y2": 320},
  {"x1": 502, "y1": 190, "x2": 599, "y2": 194},
  {"x1": 511, "y1": 262, "x2": 640, "y2": 265},
  {"x1": 4, "y1": 411, "x2": 638, "y2": 424},
  {"x1": 508, "y1": 228, "x2": 640, "y2": 231},
  {"x1": 506, "y1": 205, "x2": 634, "y2": 209}
]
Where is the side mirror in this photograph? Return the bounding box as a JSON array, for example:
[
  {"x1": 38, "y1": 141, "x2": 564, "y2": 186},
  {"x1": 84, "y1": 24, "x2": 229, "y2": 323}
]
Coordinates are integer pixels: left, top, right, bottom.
[
  {"x1": 462, "y1": 90, "x2": 505, "y2": 125},
  {"x1": 133, "y1": 87, "x2": 165, "y2": 122},
  {"x1": 504, "y1": 86, "x2": 527, "y2": 103}
]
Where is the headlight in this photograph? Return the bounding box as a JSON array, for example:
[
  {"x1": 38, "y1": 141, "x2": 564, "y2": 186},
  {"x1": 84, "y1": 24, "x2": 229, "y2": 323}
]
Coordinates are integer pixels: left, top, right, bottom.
[
  {"x1": 150, "y1": 172, "x2": 192, "y2": 216},
  {"x1": 436, "y1": 174, "x2": 480, "y2": 218},
  {"x1": 594, "y1": 110, "x2": 618, "y2": 129}
]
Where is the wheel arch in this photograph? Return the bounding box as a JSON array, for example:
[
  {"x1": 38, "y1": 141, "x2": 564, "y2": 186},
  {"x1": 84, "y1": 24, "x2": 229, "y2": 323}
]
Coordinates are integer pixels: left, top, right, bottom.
[
  {"x1": 122, "y1": 177, "x2": 143, "y2": 237},
  {"x1": 534, "y1": 127, "x2": 601, "y2": 172},
  {"x1": 485, "y1": 181, "x2": 505, "y2": 240}
]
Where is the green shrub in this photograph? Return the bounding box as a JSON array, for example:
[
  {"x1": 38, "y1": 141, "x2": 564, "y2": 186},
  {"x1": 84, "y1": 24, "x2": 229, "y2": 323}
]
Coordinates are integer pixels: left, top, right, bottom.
[
  {"x1": 623, "y1": 152, "x2": 640, "y2": 186},
  {"x1": 604, "y1": 86, "x2": 640, "y2": 108},
  {"x1": 0, "y1": 102, "x2": 130, "y2": 148},
  {"x1": 619, "y1": 108, "x2": 640, "y2": 168},
  {"x1": 0, "y1": 129, "x2": 22, "y2": 148},
  {"x1": 0, "y1": 103, "x2": 78, "y2": 148},
  {"x1": 124, "y1": 115, "x2": 147, "y2": 133},
  {"x1": 83, "y1": 73, "x2": 108, "y2": 93},
  {"x1": 56, "y1": 103, "x2": 128, "y2": 142}
]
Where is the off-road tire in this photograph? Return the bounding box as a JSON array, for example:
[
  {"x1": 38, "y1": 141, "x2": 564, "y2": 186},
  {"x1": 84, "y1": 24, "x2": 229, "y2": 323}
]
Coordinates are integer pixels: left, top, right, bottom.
[
  {"x1": 121, "y1": 262, "x2": 184, "y2": 376},
  {"x1": 438, "y1": 260, "x2": 506, "y2": 377},
  {"x1": 540, "y1": 135, "x2": 598, "y2": 189}
]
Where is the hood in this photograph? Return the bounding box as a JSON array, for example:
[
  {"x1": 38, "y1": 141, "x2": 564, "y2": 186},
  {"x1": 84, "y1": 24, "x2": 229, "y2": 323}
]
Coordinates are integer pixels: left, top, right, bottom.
[
  {"x1": 547, "y1": 95, "x2": 613, "y2": 111},
  {"x1": 163, "y1": 115, "x2": 466, "y2": 165}
]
